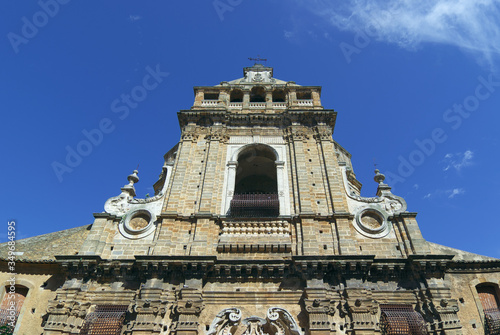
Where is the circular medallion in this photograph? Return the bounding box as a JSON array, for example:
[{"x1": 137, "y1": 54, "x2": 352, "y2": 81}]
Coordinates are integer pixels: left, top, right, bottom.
[
  {"x1": 360, "y1": 211, "x2": 384, "y2": 232},
  {"x1": 129, "y1": 213, "x2": 150, "y2": 231},
  {"x1": 354, "y1": 208, "x2": 390, "y2": 238},
  {"x1": 119, "y1": 209, "x2": 156, "y2": 239}
]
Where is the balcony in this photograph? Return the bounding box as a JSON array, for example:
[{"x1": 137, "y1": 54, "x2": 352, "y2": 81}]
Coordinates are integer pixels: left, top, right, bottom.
[
  {"x1": 296, "y1": 99, "x2": 313, "y2": 106},
  {"x1": 228, "y1": 102, "x2": 243, "y2": 108},
  {"x1": 272, "y1": 102, "x2": 287, "y2": 108},
  {"x1": 201, "y1": 100, "x2": 220, "y2": 107},
  {"x1": 229, "y1": 193, "x2": 279, "y2": 218},
  {"x1": 249, "y1": 102, "x2": 266, "y2": 109},
  {"x1": 484, "y1": 308, "x2": 500, "y2": 335}
]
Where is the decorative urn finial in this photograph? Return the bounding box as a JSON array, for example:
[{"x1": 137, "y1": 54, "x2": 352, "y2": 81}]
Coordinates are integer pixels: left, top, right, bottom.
[
  {"x1": 121, "y1": 169, "x2": 139, "y2": 197},
  {"x1": 374, "y1": 169, "x2": 386, "y2": 185}
]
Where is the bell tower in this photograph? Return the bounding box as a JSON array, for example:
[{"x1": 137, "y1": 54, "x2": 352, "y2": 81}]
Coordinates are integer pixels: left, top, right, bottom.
[{"x1": 69, "y1": 63, "x2": 461, "y2": 335}]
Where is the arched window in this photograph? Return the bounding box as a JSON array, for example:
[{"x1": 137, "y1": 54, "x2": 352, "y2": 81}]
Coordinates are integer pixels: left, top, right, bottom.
[
  {"x1": 0, "y1": 285, "x2": 28, "y2": 332},
  {"x1": 250, "y1": 86, "x2": 266, "y2": 102},
  {"x1": 477, "y1": 284, "x2": 500, "y2": 334},
  {"x1": 272, "y1": 89, "x2": 286, "y2": 102},
  {"x1": 204, "y1": 92, "x2": 219, "y2": 100},
  {"x1": 230, "y1": 89, "x2": 243, "y2": 102},
  {"x1": 296, "y1": 91, "x2": 312, "y2": 100},
  {"x1": 379, "y1": 305, "x2": 427, "y2": 335},
  {"x1": 80, "y1": 304, "x2": 128, "y2": 335},
  {"x1": 229, "y1": 144, "x2": 279, "y2": 217}
]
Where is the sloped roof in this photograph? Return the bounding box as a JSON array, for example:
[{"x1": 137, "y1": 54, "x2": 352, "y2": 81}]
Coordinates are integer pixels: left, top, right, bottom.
[
  {"x1": 427, "y1": 241, "x2": 499, "y2": 261},
  {"x1": 0, "y1": 224, "x2": 91, "y2": 263},
  {"x1": 216, "y1": 64, "x2": 299, "y2": 86}
]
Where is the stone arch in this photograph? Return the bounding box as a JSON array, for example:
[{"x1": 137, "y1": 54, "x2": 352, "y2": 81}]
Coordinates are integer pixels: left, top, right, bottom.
[
  {"x1": 469, "y1": 279, "x2": 500, "y2": 332},
  {"x1": 231, "y1": 143, "x2": 280, "y2": 162},
  {"x1": 234, "y1": 144, "x2": 278, "y2": 194},
  {"x1": 272, "y1": 89, "x2": 286, "y2": 102},
  {"x1": 0, "y1": 282, "x2": 31, "y2": 333},
  {"x1": 230, "y1": 89, "x2": 244, "y2": 102},
  {"x1": 223, "y1": 143, "x2": 289, "y2": 216},
  {"x1": 250, "y1": 86, "x2": 266, "y2": 102}
]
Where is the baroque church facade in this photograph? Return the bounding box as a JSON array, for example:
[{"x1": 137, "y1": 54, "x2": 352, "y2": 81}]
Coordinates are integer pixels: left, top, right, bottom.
[{"x1": 1, "y1": 64, "x2": 500, "y2": 335}]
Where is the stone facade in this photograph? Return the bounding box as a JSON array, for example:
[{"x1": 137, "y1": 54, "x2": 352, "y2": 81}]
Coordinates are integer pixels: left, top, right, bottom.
[{"x1": 1, "y1": 64, "x2": 499, "y2": 335}]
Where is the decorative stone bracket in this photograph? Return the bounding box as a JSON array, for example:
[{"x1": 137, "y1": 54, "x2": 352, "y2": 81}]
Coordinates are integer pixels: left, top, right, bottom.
[{"x1": 206, "y1": 307, "x2": 302, "y2": 335}]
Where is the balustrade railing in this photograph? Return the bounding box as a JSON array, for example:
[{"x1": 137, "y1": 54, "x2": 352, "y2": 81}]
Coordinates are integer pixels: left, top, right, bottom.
[
  {"x1": 229, "y1": 193, "x2": 279, "y2": 218},
  {"x1": 296, "y1": 99, "x2": 313, "y2": 106},
  {"x1": 484, "y1": 308, "x2": 500, "y2": 335},
  {"x1": 249, "y1": 102, "x2": 266, "y2": 108},
  {"x1": 201, "y1": 100, "x2": 219, "y2": 106},
  {"x1": 228, "y1": 102, "x2": 243, "y2": 108}
]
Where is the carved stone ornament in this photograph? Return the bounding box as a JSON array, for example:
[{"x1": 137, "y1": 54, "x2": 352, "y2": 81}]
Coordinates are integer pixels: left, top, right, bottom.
[
  {"x1": 104, "y1": 194, "x2": 132, "y2": 216},
  {"x1": 118, "y1": 209, "x2": 157, "y2": 239},
  {"x1": 305, "y1": 298, "x2": 336, "y2": 315},
  {"x1": 175, "y1": 299, "x2": 204, "y2": 315},
  {"x1": 181, "y1": 132, "x2": 199, "y2": 142},
  {"x1": 340, "y1": 166, "x2": 407, "y2": 238},
  {"x1": 207, "y1": 308, "x2": 242, "y2": 335},
  {"x1": 267, "y1": 307, "x2": 302, "y2": 335},
  {"x1": 133, "y1": 299, "x2": 168, "y2": 316},
  {"x1": 205, "y1": 128, "x2": 230, "y2": 142},
  {"x1": 313, "y1": 127, "x2": 333, "y2": 142},
  {"x1": 284, "y1": 127, "x2": 311, "y2": 142},
  {"x1": 206, "y1": 308, "x2": 302, "y2": 335},
  {"x1": 253, "y1": 73, "x2": 263, "y2": 82}
]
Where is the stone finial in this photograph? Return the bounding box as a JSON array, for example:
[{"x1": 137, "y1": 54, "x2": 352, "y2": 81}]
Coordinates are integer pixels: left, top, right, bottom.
[
  {"x1": 121, "y1": 169, "x2": 139, "y2": 197},
  {"x1": 374, "y1": 169, "x2": 385, "y2": 185},
  {"x1": 374, "y1": 169, "x2": 392, "y2": 197}
]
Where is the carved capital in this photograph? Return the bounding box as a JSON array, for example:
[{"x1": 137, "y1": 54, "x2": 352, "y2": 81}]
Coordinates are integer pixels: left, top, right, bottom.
[
  {"x1": 313, "y1": 126, "x2": 333, "y2": 142},
  {"x1": 305, "y1": 298, "x2": 336, "y2": 315},
  {"x1": 181, "y1": 132, "x2": 199, "y2": 142},
  {"x1": 134, "y1": 299, "x2": 168, "y2": 316},
  {"x1": 174, "y1": 299, "x2": 204, "y2": 315}
]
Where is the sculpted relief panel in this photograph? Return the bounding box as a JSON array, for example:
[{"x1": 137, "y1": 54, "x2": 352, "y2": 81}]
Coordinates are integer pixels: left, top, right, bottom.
[{"x1": 207, "y1": 307, "x2": 301, "y2": 335}]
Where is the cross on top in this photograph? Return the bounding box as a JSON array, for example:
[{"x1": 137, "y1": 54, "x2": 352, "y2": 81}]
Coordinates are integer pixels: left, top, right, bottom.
[{"x1": 248, "y1": 55, "x2": 267, "y2": 64}]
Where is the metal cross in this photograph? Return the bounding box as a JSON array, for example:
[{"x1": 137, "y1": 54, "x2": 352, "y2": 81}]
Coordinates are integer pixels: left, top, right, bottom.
[{"x1": 248, "y1": 55, "x2": 267, "y2": 64}]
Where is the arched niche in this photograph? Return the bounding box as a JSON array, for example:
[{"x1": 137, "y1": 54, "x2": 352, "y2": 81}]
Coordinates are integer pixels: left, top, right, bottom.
[
  {"x1": 223, "y1": 143, "x2": 289, "y2": 217},
  {"x1": 234, "y1": 144, "x2": 278, "y2": 194},
  {"x1": 272, "y1": 89, "x2": 286, "y2": 102},
  {"x1": 250, "y1": 86, "x2": 266, "y2": 102},
  {"x1": 230, "y1": 89, "x2": 244, "y2": 102},
  {"x1": 227, "y1": 144, "x2": 282, "y2": 218}
]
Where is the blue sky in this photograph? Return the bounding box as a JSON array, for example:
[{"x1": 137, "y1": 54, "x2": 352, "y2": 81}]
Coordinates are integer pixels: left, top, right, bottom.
[{"x1": 1, "y1": 1, "x2": 500, "y2": 257}]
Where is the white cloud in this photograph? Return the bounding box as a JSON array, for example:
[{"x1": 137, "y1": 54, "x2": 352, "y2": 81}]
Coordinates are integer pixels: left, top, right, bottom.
[
  {"x1": 423, "y1": 187, "x2": 465, "y2": 199},
  {"x1": 443, "y1": 150, "x2": 474, "y2": 172},
  {"x1": 129, "y1": 15, "x2": 143, "y2": 22},
  {"x1": 284, "y1": 30, "x2": 295, "y2": 41},
  {"x1": 301, "y1": 0, "x2": 500, "y2": 64},
  {"x1": 448, "y1": 188, "x2": 465, "y2": 198},
  {"x1": 413, "y1": 184, "x2": 419, "y2": 190}
]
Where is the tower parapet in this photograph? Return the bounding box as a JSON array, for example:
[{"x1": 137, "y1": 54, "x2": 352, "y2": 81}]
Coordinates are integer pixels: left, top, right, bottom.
[{"x1": 191, "y1": 64, "x2": 323, "y2": 111}]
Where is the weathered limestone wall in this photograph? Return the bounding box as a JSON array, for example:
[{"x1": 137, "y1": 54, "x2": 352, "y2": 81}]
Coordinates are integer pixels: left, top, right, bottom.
[
  {"x1": 80, "y1": 215, "x2": 153, "y2": 259},
  {"x1": 447, "y1": 271, "x2": 500, "y2": 335},
  {"x1": 0, "y1": 264, "x2": 64, "y2": 335}
]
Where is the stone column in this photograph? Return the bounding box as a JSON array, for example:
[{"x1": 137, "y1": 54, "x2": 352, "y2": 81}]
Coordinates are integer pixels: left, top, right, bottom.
[
  {"x1": 173, "y1": 279, "x2": 204, "y2": 335},
  {"x1": 344, "y1": 288, "x2": 378, "y2": 335},
  {"x1": 224, "y1": 161, "x2": 238, "y2": 214},
  {"x1": 304, "y1": 280, "x2": 336, "y2": 335},
  {"x1": 242, "y1": 90, "x2": 250, "y2": 109},
  {"x1": 275, "y1": 160, "x2": 286, "y2": 215},
  {"x1": 129, "y1": 279, "x2": 168, "y2": 334}
]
